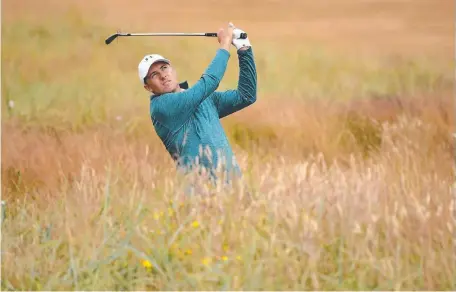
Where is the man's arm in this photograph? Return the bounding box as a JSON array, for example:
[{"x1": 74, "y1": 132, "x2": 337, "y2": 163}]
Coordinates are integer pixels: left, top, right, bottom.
[
  {"x1": 152, "y1": 48, "x2": 230, "y2": 128},
  {"x1": 212, "y1": 47, "x2": 257, "y2": 119},
  {"x1": 151, "y1": 24, "x2": 235, "y2": 128}
]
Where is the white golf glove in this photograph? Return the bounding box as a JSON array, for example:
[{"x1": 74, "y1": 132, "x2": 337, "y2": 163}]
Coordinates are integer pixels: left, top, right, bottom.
[{"x1": 232, "y1": 28, "x2": 251, "y2": 50}]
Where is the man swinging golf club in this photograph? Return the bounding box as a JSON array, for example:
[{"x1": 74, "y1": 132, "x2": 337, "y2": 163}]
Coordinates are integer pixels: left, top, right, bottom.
[{"x1": 138, "y1": 22, "x2": 257, "y2": 183}]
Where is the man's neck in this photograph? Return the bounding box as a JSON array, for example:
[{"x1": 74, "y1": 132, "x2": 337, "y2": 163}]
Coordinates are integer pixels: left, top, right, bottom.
[{"x1": 174, "y1": 87, "x2": 185, "y2": 93}]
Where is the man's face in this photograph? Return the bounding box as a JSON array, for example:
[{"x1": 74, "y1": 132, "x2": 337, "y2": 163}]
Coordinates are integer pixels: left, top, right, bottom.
[{"x1": 143, "y1": 61, "x2": 179, "y2": 94}]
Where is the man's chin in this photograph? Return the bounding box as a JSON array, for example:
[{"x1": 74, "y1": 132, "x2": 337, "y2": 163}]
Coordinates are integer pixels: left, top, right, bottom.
[
  {"x1": 165, "y1": 84, "x2": 179, "y2": 93},
  {"x1": 154, "y1": 84, "x2": 178, "y2": 95}
]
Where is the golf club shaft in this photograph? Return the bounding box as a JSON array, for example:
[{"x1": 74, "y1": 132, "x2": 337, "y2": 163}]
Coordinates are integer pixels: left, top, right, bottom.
[
  {"x1": 105, "y1": 32, "x2": 247, "y2": 45},
  {"x1": 124, "y1": 32, "x2": 217, "y2": 37}
]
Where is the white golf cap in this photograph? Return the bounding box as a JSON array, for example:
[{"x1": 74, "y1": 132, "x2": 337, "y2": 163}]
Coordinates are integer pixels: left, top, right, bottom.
[{"x1": 138, "y1": 54, "x2": 170, "y2": 84}]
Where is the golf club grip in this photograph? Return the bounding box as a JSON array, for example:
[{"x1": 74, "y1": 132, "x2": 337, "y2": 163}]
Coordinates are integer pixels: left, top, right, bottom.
[{"x1": 205, "y1": 32, "x2": 248, "y2": 39}]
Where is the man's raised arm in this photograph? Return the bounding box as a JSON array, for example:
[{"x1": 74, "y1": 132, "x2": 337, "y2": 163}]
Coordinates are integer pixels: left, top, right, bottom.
[
  {"x1": 151, "y1": 25, "x2": 235, "y2": 128},
  {"x1": 212, "y1": 30, "x2": 257, "y2": 119}
]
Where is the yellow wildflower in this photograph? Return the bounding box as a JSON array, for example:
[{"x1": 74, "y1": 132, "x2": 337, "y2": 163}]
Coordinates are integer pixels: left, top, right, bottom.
[
  {"x1": 236, "y1": 255, "x2": 242, "y2": 261},
  {"x1": 184, "y1": 249, "x2": 193, "y2": 255},
  {"x1": 202, "y1": 257, "x2": 211, "y2": 266},
  {"x1": 221, "y1": 256, "x2": 228, "y2": 261},
  {"x1": 141, "y1": 259, "x2": 153, "y2": 269},
  {"x1": 191, "y1": 221, "x2": 200, "y2": 228},
  {"x1": 223, "y1": 244, "x2": 229, "y2": 252},
  {"x1": 153, "y1": 212, "x2": 160, "y2": 220}
]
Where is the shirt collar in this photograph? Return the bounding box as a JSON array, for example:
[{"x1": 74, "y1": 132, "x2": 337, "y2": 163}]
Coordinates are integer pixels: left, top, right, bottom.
[{"x1": 179, "y1": 81, "x2": 189, "y2": 89}]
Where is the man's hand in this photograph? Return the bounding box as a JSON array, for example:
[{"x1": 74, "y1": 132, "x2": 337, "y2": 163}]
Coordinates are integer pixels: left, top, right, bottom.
[
  {"x1": 232, "y1": 28, "x2": 251, "y2": 51},
  {"x1": 217, "y1": 22, "x2": 235, "y2": 52}
]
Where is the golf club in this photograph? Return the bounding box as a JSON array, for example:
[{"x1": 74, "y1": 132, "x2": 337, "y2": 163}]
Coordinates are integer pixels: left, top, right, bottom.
[{"x1": 105, "y1": 32, "x2": 248, "y2": 45}]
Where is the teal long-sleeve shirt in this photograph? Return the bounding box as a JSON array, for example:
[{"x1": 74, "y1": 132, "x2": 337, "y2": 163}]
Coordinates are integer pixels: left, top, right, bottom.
[{"x1": 149, "y1": 47, "x2": 257, "y2": 178}]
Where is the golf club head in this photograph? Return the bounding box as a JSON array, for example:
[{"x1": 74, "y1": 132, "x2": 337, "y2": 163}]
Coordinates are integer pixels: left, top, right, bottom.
[{"x1": 105, "y1": 33, "x2": 120, "y2": 45}]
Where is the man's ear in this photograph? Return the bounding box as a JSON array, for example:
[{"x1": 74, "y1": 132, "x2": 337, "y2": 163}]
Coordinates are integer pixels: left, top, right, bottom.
[{"x1": 144, "y1": 85, "x2": 154, "y2": 93}]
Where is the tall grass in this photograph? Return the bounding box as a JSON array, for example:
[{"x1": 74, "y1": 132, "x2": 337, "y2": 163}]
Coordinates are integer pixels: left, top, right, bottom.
[
  {"x1": 2, "y1": 111, "x2": 455, "y2": 290},
  {"x1": 2, "y1": 1, "x2": 455, "y2": 290},
  {"x1": 3, "y1": 94, "x2": 454, "y2": 290}
]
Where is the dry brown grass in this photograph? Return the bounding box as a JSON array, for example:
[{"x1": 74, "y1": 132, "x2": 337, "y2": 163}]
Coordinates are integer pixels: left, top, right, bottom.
[
  {"x1": 2, "y1": 100, "x2": 455, "y2": 289},
  {"x1": 2, "y1": 92, "x2": 454, "y2": 289},
  {"x1": 3, "y1": 92, "x2": 453, "y2": 196}
]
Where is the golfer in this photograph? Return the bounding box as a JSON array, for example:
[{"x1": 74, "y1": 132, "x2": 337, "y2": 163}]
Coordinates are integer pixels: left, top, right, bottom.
[{"x1": 138, "y1": 22, "x2": 257, "y2": 182}]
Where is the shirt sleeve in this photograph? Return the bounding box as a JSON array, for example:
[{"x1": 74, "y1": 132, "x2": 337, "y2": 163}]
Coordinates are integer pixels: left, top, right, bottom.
[
  {"x1": 151, "y1": 48, "x2": 230, "y2": 128},
  {"x1": 211, "y1": 47, "x2": 257, "y2": 119}
]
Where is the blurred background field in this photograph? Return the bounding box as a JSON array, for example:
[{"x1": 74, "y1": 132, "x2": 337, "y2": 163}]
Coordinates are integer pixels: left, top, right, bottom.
[{"x1": 2, "y1": 0, "x2": 455, "y2": 290}]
